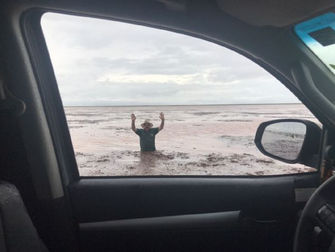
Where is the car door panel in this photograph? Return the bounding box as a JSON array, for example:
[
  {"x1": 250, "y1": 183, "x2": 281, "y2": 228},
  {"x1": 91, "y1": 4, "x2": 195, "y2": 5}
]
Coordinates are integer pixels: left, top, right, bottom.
[
  {"x1": 69, "y1": 174, "x2": 319, "y2": 251},
  {"x1": 70, "y1": 177, "x2": 296, "y2": 222},
  {"x1": 79, "y1": 211, "x2": 241, "y2": 252},
  {"x1": 79, "y1": 211, "x2": 240, "y2": 232}
]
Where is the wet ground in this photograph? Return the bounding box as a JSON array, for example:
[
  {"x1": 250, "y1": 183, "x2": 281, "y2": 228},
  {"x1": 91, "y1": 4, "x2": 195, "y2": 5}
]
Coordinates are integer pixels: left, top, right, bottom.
[{"x1": 65, "y1": 104, "x2": 318, "y2": 176}]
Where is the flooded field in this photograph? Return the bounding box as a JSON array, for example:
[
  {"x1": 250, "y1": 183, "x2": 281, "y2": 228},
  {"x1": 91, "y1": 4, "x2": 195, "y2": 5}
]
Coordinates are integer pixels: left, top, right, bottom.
[{"x1": 65, "y1": 104, "x2": 318, "y2": 176}]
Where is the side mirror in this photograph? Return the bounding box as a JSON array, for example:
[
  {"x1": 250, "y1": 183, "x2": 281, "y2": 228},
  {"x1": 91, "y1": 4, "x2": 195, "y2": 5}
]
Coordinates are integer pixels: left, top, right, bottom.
[{"x1": 254, "y1": 119, "x2": 322, "y2": 167}]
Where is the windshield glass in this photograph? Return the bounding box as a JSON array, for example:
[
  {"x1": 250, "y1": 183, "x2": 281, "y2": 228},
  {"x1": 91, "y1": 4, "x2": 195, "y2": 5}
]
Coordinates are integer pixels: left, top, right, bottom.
[{"x1": 295, "y1": 12, "x2": 335, "y2": 75}]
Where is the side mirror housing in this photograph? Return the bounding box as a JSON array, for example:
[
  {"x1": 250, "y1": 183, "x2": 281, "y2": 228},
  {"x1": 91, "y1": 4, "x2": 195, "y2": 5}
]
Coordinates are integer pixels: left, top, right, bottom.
[{"x1": 254, "y1": 119, "x2": 322, "y2": 167}]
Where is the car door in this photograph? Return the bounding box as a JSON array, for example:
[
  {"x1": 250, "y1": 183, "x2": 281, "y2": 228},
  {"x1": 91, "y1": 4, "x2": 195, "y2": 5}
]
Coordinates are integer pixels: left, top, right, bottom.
[{"x1": 3, "y1": 2, "x2": 329, "y2": 252}]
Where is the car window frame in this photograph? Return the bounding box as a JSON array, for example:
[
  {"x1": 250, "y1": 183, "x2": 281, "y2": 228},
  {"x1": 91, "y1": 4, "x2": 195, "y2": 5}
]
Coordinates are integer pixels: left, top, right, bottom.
[{"x1": 21, "y1": 9, "x2": 322, "y2": 182}]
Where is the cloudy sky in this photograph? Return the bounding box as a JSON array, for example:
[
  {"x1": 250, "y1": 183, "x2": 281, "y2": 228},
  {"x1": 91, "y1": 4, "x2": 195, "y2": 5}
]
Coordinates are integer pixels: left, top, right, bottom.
[{"x1": 41, "y1": 13, "x2": 299, "y2": 106}]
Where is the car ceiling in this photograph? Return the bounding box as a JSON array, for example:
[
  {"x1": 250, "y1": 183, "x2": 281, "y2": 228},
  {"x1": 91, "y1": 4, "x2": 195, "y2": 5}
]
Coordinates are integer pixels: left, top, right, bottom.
[
  {"x1": 156, "y1": 0, "x2": 335, "y2": 27},
  {"x1": 216, "y1": 0, "x2": 335, "y2": 27},
  {"x1": 3, "y1": 0, "x2": 334, "y2": 27}
]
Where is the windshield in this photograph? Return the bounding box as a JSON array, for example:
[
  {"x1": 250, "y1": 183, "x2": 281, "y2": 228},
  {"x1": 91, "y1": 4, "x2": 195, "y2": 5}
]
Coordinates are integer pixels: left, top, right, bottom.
[{"x1": 295, "y1": 12, "x2": 335, "y2": 75}]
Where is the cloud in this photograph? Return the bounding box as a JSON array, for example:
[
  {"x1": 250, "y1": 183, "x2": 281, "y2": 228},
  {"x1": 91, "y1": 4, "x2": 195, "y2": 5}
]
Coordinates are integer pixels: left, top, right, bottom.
[{"x1": 41, "y1": 13, "x2": 299, "y2": 106}]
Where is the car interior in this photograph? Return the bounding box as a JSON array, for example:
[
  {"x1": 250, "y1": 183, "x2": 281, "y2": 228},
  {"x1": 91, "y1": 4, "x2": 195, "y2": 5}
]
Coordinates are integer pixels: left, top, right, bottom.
[{"x1": 1, "y1": 0, "x2": 335, "y2": 251}]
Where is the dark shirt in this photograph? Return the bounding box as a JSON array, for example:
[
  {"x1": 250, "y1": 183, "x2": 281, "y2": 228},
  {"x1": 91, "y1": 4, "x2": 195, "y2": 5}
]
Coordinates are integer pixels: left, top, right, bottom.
[{"x1": 135, "y1": 128, "x2": 159, "y2": 151}]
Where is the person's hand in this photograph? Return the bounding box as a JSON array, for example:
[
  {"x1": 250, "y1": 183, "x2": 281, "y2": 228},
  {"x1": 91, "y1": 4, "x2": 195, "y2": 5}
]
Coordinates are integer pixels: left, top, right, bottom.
[
  {"x1": 159, "y1": 112, "x2": 165, "y2": 120},
  {"x1": 131, "y1": 114, "x2": 136, "y2": 121}
]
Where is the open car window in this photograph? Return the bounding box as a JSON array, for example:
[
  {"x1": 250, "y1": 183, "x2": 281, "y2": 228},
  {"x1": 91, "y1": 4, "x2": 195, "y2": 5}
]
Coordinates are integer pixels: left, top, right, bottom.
[{"x1": 41, "y1": 12, "x2": 320, "y2": 177}]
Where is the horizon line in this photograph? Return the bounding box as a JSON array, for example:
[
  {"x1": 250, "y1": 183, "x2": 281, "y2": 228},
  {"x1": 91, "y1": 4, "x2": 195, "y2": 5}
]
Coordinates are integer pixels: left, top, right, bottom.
[{"x1": 63, "y1": 102, "x2": 301, "y2": 107}]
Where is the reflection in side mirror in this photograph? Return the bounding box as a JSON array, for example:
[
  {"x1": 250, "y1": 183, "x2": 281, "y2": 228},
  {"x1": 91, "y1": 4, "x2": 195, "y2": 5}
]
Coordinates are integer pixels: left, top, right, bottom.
[
  {"x1": 261, "y1": 122, "x2": 306, "y2": 161},
  {"x1": 255, "y1": 119, "x2": 321, "y2": 166}
]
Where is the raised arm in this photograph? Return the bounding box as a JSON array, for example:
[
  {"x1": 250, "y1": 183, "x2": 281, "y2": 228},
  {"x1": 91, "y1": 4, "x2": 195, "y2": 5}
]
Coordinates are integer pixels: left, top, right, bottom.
[
  {"x1": 159, "y1": 112, "x2": 165, "y2": 131},
  {"x1": 131, "y1": 113, "x2": 136, "y2": 132}
]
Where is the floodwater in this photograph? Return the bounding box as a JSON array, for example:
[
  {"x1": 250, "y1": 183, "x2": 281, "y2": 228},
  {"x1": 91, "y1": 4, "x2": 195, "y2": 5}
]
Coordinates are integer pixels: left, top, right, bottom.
[{"x1": 64, "y1": 104, "x2": 319, "y2": 176}]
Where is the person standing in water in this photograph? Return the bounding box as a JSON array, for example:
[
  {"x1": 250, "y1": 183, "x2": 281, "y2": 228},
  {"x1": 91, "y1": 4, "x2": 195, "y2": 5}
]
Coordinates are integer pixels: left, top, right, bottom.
[{"x1": 131, "y1": 112, "x2": 165, "y2": 151}]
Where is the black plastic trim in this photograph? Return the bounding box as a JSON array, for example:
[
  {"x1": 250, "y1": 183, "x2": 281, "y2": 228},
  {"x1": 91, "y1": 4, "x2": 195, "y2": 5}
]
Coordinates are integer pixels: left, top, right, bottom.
[{"x1": 80, "y1": 211, "x2": 240, "y2": 232}]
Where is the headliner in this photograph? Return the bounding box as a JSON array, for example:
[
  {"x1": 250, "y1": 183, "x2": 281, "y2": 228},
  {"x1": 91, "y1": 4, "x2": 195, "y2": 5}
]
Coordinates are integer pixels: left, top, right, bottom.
[{"x1": 158, "y1": 0, "x2": 335, "y2": 27}]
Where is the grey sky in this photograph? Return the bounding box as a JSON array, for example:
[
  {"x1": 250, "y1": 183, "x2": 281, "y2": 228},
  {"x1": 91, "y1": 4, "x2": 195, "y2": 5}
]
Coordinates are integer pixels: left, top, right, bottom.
[{"x1": 41, "y1": 13, "x2": 299, "y2": 106}]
